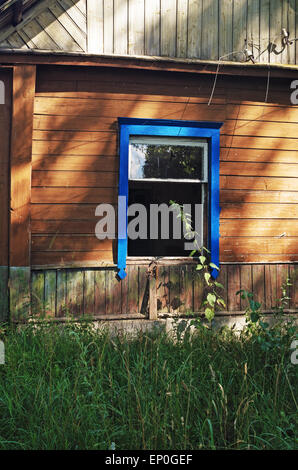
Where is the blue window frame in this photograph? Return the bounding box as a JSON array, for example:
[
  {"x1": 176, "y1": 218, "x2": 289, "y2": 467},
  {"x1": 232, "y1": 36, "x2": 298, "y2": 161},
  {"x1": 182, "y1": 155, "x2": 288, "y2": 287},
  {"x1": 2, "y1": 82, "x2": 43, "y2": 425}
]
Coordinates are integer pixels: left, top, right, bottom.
[{"x1": 117, "y1": 118, "x2": 223, "y2": 280}]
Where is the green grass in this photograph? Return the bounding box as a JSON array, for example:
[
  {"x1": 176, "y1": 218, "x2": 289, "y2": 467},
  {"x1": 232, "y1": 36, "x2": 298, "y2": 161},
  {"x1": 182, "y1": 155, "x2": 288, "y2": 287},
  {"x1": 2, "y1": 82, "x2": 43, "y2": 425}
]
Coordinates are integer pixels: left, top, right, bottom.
[{"x1": 0, "y1": 321, "x2": 297, "y2": 450}]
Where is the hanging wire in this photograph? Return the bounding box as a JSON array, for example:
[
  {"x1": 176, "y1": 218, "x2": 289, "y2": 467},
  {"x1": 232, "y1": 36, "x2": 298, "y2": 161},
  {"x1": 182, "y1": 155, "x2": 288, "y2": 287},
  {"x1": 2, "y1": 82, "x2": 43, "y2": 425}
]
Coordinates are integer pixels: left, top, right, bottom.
[
  {"x1": 208, "y1": 50, "x2": 246, "y2": 106},
  {"x1": 254, "y1": 32, "x2": 285, "y2": 61},
  {"x1": 208, "y1": 28, "x2": 298, "y2": 108}
]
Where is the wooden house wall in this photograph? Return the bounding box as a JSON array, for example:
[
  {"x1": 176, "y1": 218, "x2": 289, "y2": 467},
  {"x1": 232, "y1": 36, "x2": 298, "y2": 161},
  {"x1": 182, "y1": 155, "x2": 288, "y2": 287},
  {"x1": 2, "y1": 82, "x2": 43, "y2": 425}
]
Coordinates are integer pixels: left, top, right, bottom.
[
  {"x1": 0, "y1": 1, "x2": 297, "y2": 66},
  {"x1": 26, "y1": 64, "x2": 298, "y2": 318},
  {"x1": 32, "y1": 65, "x2": 298, "y2": 267}
]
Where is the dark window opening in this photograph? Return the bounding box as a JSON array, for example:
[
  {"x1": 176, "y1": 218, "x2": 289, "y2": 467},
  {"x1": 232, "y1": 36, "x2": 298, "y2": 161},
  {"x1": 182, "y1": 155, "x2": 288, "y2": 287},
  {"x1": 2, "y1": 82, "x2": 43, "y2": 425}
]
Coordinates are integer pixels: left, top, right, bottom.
[
  {"x1": 127, "y1": 137, "x2": 208, "y2": 258},
  {"x1": 128, "y1": 181, "x2": 207, "y2": 257}
]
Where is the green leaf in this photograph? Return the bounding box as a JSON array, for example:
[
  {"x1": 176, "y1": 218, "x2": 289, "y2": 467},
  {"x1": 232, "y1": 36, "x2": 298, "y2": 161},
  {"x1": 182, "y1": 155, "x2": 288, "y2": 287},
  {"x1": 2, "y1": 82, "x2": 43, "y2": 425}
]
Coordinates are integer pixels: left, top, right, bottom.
[
  {"x1": 209, "y1": 263, "x2": 219, "y2": 271},
  {"x1": 214, "y1": 281, "x2": 224, "y2": 289},
  {"x1": 238, "y1": 290, "x2": 253, "y2": 299},
  {"x1": 190, "y1": 250, "x2": 197, "y2": 257},
  {"x1": 250, "y1": 312, "x2": 260, "y2": 323},
  {"x1": 207, "y1": 293, "x2": 216, "y2": 307},
  {"x1": 199, "y1": 256, "x2": 206, "y2": 265},
  {"x1": 196, "y1": 264, "x2": 203, "y2": 271},
  {"x1": 205, "y1": 308, "x2": 215, "y2": 322},
  {"x1": 249, "y1": 299, "x2": 261, "y2": 312},
  {"x1": 204, "y1": 273, "x2": 211, "y2": 285},
  {"x1": 217, "y1": 298, "x2": 226, "y2": 308}
]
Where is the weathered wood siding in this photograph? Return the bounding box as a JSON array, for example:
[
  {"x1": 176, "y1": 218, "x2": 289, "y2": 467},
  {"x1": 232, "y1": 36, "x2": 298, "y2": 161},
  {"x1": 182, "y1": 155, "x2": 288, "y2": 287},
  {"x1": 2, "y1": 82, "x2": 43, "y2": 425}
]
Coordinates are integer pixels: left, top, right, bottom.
[
  {"x1": 32, "y1": 65, "x2": 298, "y2": 267},
  {"x1": 93, "y1": 0, "x2": 298, "y2": 65},
  {"x1": 0, "y1": 69, "x2": 11, "y2": 321},
  {"x1": 0, "y1": 0, "x2": 87, "y2": 52},
  {"x1": 0, "y1": 0, "x2": 297, "y2": 65},
  {"x1": 31, "y1": 263, "x2": 298, "y2": 318}
]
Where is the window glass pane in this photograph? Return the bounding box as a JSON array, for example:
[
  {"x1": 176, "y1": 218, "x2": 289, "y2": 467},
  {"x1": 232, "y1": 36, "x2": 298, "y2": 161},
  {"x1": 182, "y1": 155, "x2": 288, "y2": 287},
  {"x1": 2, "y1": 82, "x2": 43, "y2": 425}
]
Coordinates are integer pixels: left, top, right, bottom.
[
  {"x1": 129, "y1": 142, "x2": 206, "y2": 180},
  {"x1": 128, "y1": 181, "x2": 206, "y2": 257}
]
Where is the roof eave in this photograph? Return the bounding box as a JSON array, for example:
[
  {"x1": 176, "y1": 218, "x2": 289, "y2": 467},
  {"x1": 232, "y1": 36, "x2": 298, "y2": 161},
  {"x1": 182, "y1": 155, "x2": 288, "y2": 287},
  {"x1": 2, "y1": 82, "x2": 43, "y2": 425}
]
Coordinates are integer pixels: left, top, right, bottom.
[{"x1": 0, "y1": 49, "x2": 297, "y2": 78}]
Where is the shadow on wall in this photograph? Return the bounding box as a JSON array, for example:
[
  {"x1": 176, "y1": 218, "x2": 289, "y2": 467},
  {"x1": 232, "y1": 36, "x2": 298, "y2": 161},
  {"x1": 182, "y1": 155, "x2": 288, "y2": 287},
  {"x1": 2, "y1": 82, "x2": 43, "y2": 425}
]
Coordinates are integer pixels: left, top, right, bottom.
[{"x1": 27, "y1": 62, "x2": 298, "y2": 317}]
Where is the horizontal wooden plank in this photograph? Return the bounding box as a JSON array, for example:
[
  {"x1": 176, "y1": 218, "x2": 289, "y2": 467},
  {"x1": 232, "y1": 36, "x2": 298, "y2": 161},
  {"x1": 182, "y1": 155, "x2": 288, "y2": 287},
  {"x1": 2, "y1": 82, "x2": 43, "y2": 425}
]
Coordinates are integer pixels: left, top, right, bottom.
[
  {"x1": 220, "y1": 220, "x2": 298, "y2": 237},
  {"x1": 226, "y1": 92, "x2": 294, "y2": 106},
  {"x1": 65, "y1": 74, "x2": 292, "y2": 98},
  {"x1": 31, "y1": 204, "x2": 106, "y2": 220},
  {"x1": 220, "y1": 148, "x2": 298, "y2": 164},
  {"x1": 33, "y1": 93, "x2": 227, "y2": 110},
  {"x1": 34, "y1": 115, "x2": 117, "y2": 131},
  {"x1": 31, "y1": 187, "x2": 117, "y2": 204},
  {"x1": 38, "y1": 67, "x2": 230, "y2": 88},
  {"x1": 32, "y1": 140, "x2": 117, "y2": 156},
  {"x1": 221, "y1": 136, "x2": 298, "y2": 152},
  {"x1": 32, "y1": 220, "x2": 99, "y2": 234},
  {"x1": 32, "y1": 155, "x2": 118, "y2": 172},
  {"x1": 31, "y1": 251, "x2": 114, "y2": 266},
  {"x1": 220, "y1": 162, "x2": 298, "y2": 178},
  {"x1": 220, "y1": 253, "x2": 298, "y2": 263},
  {"x1": 33, "y1": 96, "x2": 192, "y2": 117},
  {"x1": 221, "y1": 203, "x2": 298, "y2": 219},
  {"x1": 220, "y1": 176, "x2": 298, "y2": 191},
  {"x1": 36, "y1": 76, "x2": 295, "y2": 108},
  {"x1": 222, "y1": 120, "x2": 298, "y2": 139},
  {"x1": 220, "y1": 190, "x2": 298, "y2": 204},
  {"x1": 32, "y1": 235, "x2": 298, "y2": 257},
  {"x1": 32, "y1": 235, "x2": 113, "y2": 252},
  {"x1": 226, "y1": 104, "x2": 298, "y2": 123},
  {"x1": 220, "y1": 238, "x2": 298, "y2": 255},
  {"x1": 32, "y1": 171, "x2": 118, "y2": 187},
  {"x1": 34, "y1": 90, "x2": 207, "y2": 103},
  {"x1": 35, "y1": 83, "x2": 227, "y2": 103},
  {"x1": 33, "y1": 130, "x2": 116, "y2": 141},
  {"x1": 35, "y1": 64, "x2": 297, "y2": 84}
]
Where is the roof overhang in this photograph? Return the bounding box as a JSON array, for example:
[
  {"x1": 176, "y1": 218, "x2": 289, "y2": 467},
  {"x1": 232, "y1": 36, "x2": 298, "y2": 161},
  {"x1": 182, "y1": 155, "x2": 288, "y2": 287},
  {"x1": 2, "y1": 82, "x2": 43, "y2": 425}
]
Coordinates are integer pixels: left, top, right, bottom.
[{"x1": 0, "y1": 49, "x2": 298, "y2": 79}]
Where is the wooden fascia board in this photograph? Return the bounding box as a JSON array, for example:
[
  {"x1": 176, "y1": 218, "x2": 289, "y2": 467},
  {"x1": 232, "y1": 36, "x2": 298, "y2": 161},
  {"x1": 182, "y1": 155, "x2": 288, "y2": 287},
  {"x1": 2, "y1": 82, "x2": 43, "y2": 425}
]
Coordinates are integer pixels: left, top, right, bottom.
[{"x1": 0, "y1": 51, "x2": 298, "y2": 79}]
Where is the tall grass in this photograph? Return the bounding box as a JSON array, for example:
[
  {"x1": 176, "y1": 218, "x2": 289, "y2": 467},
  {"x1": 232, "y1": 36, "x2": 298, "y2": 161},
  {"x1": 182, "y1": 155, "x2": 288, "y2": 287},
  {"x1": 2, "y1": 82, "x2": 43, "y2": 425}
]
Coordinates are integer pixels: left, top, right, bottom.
[{"x1": 0, "y1": 322, "x2": 297, "y2": 450}]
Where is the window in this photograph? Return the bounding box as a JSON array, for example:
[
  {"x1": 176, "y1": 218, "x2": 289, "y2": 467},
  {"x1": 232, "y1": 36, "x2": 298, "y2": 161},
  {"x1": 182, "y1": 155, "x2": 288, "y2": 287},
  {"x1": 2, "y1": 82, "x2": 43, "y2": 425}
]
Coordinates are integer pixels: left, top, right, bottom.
[
  {"x1": 117, "y1": 118, "x2": 223, "y2": 280},
  {"x1": 128, "y1": 136, "x2": 208, "y2": 257}
]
